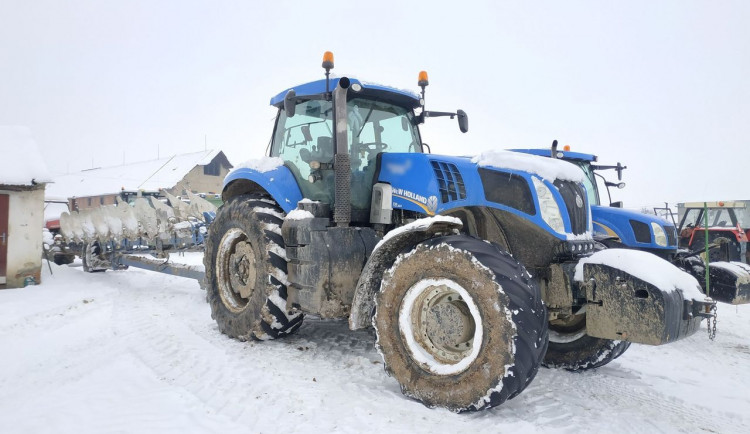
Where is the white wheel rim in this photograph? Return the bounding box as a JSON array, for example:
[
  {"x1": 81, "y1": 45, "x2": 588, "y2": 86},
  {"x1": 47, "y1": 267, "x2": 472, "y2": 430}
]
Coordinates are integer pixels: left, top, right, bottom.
[
  {"x1": 399, "y1": 278, "x2": 483, "y2": 375},
  {"x1": 216, "y1": 228, "x2": 256, "y2": 313}
]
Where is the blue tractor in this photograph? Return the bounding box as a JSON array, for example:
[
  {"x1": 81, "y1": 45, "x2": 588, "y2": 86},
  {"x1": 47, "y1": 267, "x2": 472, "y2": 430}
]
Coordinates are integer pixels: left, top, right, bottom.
[
  {"x1": 510, "y1": 146, "x2": 679, "y2": 257},
  {"x1": 512, "y1": 145, "x2": 750, "y2": 305},
  {"x1": 204, "y1": 53, "x2": 715, "y2": 412}
]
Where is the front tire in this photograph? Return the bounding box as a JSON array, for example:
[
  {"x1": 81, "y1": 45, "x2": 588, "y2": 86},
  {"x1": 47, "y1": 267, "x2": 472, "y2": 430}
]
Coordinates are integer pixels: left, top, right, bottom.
[
  {"x1": 374, "y1": 235, "x2": 548, "y2": 412},
  {"x1": 204, "y1": 194, "x2": 303, "y2": 341},
  {"x1": 544, "y1": 308, "x2": 630, "y2": 370}
]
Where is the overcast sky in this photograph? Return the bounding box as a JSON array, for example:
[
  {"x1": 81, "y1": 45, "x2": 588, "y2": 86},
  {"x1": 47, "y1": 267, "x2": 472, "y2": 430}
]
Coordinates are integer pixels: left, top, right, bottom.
[{"x1": 1, "y1": 0, "x2": 748, "y2": 209}]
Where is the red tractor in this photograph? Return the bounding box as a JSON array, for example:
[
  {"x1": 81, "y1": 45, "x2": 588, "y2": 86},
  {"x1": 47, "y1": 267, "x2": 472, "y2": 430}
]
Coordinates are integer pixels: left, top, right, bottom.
[
  {"x1": 678, "y1": 201, "x2": 750, "y2": 264},
  {"x1": 677, "y1": 201, "x2": 750, "y2": 304}
]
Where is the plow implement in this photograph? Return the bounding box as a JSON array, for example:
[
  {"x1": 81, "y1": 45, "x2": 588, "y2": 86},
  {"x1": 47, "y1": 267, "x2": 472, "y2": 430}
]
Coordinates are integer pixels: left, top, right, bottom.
[{"x1": 59, "y1": 191, "x2": 217, "y2": 280}]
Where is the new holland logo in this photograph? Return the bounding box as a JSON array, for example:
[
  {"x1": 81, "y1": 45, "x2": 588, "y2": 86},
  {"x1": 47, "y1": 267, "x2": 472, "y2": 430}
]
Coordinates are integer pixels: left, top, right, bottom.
[
  {"x1": 392, "y1": 188, "x2": 438, "y2": 215},
  {"x1": 427, "y1": 195, "x2": 438, "y2": 213}
]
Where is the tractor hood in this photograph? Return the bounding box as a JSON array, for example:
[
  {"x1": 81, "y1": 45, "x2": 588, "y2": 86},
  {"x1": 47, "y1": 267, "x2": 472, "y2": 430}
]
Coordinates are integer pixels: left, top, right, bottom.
[
  {"x1": 377, "y1": 152, "x2": 592, "y2": 243},
  {"x1": 592, "y1": 205, "x2": 677, "y2": 251}
]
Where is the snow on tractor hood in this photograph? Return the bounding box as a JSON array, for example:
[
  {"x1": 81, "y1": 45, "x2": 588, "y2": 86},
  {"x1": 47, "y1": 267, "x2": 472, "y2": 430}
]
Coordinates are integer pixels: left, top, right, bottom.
[{"x1": 471, "y1": 150, "x2": 585, "y2": 184}]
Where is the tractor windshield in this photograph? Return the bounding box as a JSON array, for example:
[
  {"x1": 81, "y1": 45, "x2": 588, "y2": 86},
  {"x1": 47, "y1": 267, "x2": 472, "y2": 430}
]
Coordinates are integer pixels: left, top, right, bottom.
[
  {"x1": 571, "y1": 161, "x2": 600, "y2": 206},
  {"x1": 271, "y1": 97, "x2": 421, "y2": 208},
  {"x1": 683, "y1": 207, "x2": 750, "y2": 229}
]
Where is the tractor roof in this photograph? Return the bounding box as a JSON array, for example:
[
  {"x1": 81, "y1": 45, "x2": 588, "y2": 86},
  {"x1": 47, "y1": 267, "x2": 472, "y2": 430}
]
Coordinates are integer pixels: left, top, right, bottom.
[
  {"x1": 270, "y1": 77, "x2": 422, "y2": 110},
  {"x1": 510, "y1": 148, "x2": 598, "y2": 162}
]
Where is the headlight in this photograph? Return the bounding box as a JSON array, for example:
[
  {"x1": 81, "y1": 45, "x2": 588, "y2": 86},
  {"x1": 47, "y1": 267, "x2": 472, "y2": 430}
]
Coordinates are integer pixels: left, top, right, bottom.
[
  {"x1": 651, "y1": 222, "x2": 667, "y2": 247},
  {"x1": 532, "y1": 177, "x2": 565, "y2": 234}
]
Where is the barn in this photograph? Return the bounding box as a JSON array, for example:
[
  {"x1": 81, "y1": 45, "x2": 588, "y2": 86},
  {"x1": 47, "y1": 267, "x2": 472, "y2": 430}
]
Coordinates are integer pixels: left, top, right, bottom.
[
  {"x1": 45, "y1": 149, "x2": 233, "y2": 210},
  {"x1": 0, "y1": 127, "x2": 51, "y2": 289}
]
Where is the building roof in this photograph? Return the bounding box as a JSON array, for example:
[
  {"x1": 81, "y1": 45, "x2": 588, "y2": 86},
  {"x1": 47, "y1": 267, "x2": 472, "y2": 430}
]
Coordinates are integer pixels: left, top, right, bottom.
[
  {"x1": 45, "y1": 149, "x2": 230, "y2": 200},
  {"x1": 0, "y1": 126, "x2": 52, "y2": 187}
]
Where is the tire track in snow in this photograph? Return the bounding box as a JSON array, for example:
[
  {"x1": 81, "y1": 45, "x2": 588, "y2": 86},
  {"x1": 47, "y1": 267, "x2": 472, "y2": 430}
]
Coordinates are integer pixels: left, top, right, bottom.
[
  {"x1": 507, "y1": 360, "x2": 749, "y2": 433},
  {"x1": 109, "y1": 274, "x2": 264, "y2": 423},
  {"x1": 104, "y1": 267, "x2": 750, "y2": 432},
  {"x1": 107, "y1": 272, "x2": 392, "y2": 429},
  {"x1": 106, "y1": 275, "x2": 454, "y2": 431}
]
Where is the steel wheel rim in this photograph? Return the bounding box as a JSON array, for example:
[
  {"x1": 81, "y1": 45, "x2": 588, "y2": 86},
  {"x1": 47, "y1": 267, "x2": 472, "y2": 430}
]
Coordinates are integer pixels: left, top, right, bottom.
[
  {"x1": 399, "y1": 278, "x2": 483, "y2": 375},
  {"x1": 548, "y1": 306, "x2": 587, "y2": 343},
  {"x1": 216, "y1": 228, "x2": 257, "y2": 313}
]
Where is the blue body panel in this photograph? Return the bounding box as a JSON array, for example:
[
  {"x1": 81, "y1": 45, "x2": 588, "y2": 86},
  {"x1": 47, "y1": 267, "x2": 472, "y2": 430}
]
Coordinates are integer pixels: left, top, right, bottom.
[
  {"x1": 222, "y1": 152, "x2": 588, "y2": 241},
  {"x1": 270, "y1": 78, "x2": 421, "y2": 108},
  {"x1": 592, "y1": 205, "x2": 676, "y2": 251},
  {"x1": 377, "y1": 153, "x2": 578, "y2": 240},
  {"x1": 222, "y1": 165, "x2": 303, "y2": 214}
]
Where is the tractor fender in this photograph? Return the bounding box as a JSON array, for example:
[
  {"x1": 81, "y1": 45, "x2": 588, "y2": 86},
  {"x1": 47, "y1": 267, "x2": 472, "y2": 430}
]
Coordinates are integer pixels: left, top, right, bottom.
[
  {"x1": 348, "y1": 215, "x2": 463, "y2": 330},
  {"x1": 222, "y1": 163, "x2": 303, "y2": 214}
]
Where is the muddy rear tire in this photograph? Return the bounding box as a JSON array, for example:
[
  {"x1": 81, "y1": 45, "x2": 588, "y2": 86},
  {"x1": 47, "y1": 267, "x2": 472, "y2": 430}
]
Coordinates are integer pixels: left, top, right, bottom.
[
  {"x1": 204, "y1": 194, "x2": 303, "y2": 341},
  {"x1": 374, "y1": 235, "x2": 548, "y2": 412}
]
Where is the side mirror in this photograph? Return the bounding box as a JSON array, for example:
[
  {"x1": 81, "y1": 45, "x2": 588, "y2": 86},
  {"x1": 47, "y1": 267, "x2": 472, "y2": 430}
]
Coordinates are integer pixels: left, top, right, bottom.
[
  {"x1": 610, "y1": 201, "x2": 623, "y2": 208},
  {"x1": 284, "y1": 90, "x2": 296, "y2": 117},
  {"x1": 457, "y1": 109, "x2": 469, "y2": 133},
  {"x1": 616, "y1": 162, "x2": 625, "y2": 181}
]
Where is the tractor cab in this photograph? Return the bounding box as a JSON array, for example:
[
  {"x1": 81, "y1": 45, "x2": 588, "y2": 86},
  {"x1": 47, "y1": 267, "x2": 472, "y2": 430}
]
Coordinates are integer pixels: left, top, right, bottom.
[
  {"x1": 509, "y1": 146, "x2": 626, "y2": 208},
  {"x1": 267, "y1": 52, "x2": 467, "y2": 223},
  {"x1": 269, "y1": 79, "x2": 422, "y2": 214}
]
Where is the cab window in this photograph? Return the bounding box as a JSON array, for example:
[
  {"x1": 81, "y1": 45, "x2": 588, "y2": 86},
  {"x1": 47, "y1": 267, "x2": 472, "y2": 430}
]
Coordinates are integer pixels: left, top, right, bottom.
[{"x1": 270, "y1": 97, "x2": 421, "y2": 208}]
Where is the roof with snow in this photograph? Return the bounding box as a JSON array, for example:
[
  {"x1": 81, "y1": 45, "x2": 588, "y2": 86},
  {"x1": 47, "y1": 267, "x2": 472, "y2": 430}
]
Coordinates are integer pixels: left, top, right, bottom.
[
  {"x1": 0, "y1": 126, "x2": 52, "y2": 186},
  {"x1": 45, "y1": 149, "x2": 231, "y2": 200}
]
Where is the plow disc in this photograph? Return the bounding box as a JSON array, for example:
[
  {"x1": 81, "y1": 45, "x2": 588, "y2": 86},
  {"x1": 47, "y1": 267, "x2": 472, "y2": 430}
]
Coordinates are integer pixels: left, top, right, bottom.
[{"x1": 60, "y1": 194, "x2": 217, "y2": 248}]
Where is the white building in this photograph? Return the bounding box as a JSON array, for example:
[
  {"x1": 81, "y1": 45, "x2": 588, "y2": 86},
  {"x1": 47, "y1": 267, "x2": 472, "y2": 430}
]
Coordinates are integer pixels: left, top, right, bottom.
[{"x1": 0, "y1": 127, "x2": 51, "y2": 289}]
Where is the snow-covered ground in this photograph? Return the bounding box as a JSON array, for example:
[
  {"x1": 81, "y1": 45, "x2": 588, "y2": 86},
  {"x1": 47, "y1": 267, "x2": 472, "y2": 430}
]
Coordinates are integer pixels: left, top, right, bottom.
[{"x1": 1, "y1": 253, "x2": 749, "y2": 433}]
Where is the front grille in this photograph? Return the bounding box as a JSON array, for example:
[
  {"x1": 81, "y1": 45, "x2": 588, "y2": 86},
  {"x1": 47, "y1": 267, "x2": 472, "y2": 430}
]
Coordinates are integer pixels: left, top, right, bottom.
[
  {"x1": 665, "y1": 225, "x2": 677, "y2": 246},
  {"x1": 630, "y1": 220, "x2": 651, "y2": 243},
  {"x1": 553, "y1": 180, "x2": 588, "y2": 235},
  {"x1": 431, "y1": 161, "x2": 466, "y2": 203}
]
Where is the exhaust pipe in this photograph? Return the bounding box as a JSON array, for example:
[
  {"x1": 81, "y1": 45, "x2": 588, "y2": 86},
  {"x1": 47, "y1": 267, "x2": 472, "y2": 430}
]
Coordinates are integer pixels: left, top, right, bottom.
[{"x1": 333, "y1": 77, "x2": 351, "y2": 227}]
